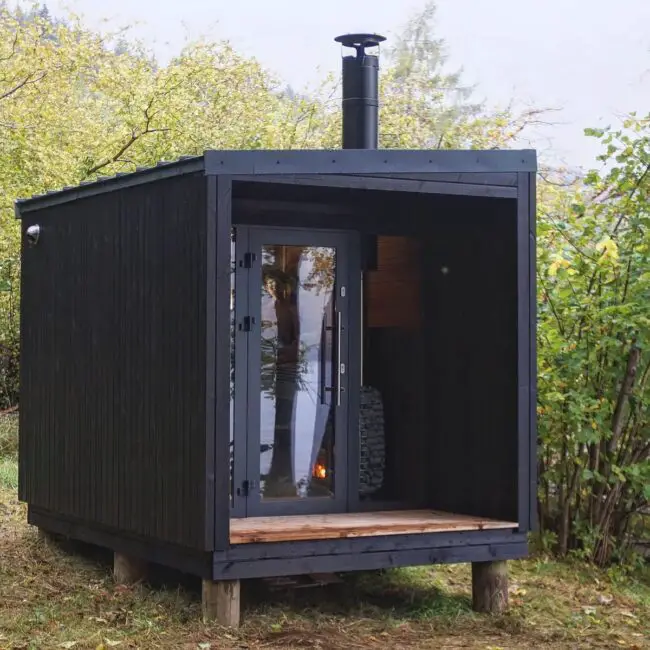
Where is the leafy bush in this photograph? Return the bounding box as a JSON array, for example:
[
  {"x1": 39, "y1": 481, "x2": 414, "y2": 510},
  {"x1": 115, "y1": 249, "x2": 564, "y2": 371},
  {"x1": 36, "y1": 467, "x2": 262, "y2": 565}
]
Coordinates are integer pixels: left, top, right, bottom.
[
  {"x1": 0, "y1": 413, "x2": 18, "y2": 457},
  {"x1": 0, "y1": 413, "x2": 18, "y2": 490},
  {"x1": 0, "y1": 290, "x2": 19, "y2": 410},
  {"x1": 537, "y1": 114, "x2": 650, "y2": 564}
]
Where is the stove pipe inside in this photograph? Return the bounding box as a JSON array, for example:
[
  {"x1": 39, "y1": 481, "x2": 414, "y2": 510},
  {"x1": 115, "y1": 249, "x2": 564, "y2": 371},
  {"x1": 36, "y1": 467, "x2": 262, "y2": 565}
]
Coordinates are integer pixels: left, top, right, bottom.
[{"x1": 334, "y1": 33, "x2": 385, "y2": 149}]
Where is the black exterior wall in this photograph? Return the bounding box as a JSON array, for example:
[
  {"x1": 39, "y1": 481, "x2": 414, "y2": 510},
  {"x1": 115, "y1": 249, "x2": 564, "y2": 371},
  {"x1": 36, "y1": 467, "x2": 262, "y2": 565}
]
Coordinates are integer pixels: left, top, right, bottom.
[
  {"x1": 19, "y1": 172, "x2": 211, "y2": 550},
  {"x1": 16, "y1": 149, "x2": 537, "y2": 578},
  {"x1": 210, "y1": 531, "x2": 528, "y2": 580},
  {"x1": 422, "y1": 200, "x2": 519, "y2": 523}
]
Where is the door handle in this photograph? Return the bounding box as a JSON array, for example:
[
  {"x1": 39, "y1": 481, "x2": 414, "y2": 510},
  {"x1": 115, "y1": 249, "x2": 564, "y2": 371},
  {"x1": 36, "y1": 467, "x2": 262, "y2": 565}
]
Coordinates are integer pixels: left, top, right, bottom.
[
  {"x1": 323, "y1": 311, "x2": 345, "y2": 405},
  {"x1": 337, "y1": 310, "x2": 344, "y2": 407}
]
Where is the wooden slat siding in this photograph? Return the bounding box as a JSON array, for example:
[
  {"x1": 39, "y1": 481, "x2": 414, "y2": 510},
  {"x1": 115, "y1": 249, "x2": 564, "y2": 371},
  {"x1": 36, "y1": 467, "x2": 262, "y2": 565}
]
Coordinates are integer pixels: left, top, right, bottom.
[
  {"x1": 19, "y1": 173, "x2": 209, "y2": 549},
  {"x1": 358, "y1": 233, "x2": 426, "y2": 504},
  {"x1": 211, "y1": 175, "x2": 233, "y2": 550},
  {"x1": 220, "y1": 528, "x2": 523, "y2": 561},
  {"x1": 213, "y1": 542, "x2": 528, "y2": 580},
  {"x1": 350, "y1": 172, "x2": 518, "y2": 186},
  {"x1": 205, "y1": 176, "x2": 217, "y2": 548},
  {"x1": 423, "y1": 197, "x2": 519, "y2": 522},
  {"x1": 18, "y1": 224, "x2": 39, "y2": 503},
  {"x1": 365, "y1": 328, "x2": 427, "y2": 504},
  {"x1": 29, "y1": 508, "x2": 213, "y2": 578},
  {"x1": 232, "y1": 180, "x2": 489, "y2": 234},
  {"x1": 516, "y1": 172, "x2": 532, "y2": 532},
  {"x1": 239, "y1": 174, "x2": 517, "y2": 199},
  {"x1": 366, "y1": 236, "x2": 421, "y2": 329},
  {"x1": 528, "y1": 172, "x2": 538, "y2": 531}
]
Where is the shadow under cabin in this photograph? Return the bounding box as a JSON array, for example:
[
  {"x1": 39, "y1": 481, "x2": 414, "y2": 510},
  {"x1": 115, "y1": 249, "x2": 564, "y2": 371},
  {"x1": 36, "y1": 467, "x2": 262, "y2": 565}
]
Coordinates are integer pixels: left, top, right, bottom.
[{"x1": 15, "y1": 33, "x2": 537, "y2": 627}]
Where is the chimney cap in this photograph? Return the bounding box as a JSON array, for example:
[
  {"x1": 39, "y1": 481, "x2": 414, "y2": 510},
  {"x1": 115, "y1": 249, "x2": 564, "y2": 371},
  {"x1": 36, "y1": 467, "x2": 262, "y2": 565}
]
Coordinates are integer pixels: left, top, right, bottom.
[{"x1": 334, "y1": 33, "x2": 386, "y2": 52}]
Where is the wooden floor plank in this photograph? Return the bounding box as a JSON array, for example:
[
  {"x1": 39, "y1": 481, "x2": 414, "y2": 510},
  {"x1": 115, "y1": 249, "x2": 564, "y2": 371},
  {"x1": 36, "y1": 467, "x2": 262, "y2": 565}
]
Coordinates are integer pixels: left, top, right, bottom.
[{"x1": 230, "y1": 510, "x2": 518, "y2": 544}]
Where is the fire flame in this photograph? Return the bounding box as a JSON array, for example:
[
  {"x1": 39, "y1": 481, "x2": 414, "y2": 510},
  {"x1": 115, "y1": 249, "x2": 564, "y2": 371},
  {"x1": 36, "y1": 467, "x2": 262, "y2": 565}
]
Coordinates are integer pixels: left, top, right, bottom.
[{"x1": 313, "y1": 463, "x2": 327, "y2": 480}]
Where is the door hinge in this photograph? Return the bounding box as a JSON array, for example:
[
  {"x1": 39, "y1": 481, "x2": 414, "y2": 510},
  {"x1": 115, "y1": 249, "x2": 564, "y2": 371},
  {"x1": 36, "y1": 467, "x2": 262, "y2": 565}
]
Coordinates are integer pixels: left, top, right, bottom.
[
  {"x1": 241, "y1": 252, "x2": 256, "y2": 268},
  {"x1": 239, "y1": 316, "x2": 255, "y2": 332},
  {"x1": 238, "y1": 479, "x2": 257, "y2": 497}
]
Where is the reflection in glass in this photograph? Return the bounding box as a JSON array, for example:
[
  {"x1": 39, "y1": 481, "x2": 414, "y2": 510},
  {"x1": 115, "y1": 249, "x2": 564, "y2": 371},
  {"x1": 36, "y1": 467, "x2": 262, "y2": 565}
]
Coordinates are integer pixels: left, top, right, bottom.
[{"x1": 259, "y1": 244, "x2": 336, "y2": 500}]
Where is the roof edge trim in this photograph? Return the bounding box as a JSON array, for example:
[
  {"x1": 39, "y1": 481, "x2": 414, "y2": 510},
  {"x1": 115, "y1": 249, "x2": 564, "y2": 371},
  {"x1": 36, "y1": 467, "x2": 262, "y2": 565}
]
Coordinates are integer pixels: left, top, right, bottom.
[
  {"x1": 204, "y1": 149, "x2": 537, "y2": 176},
  {"x1": 15, "y1": 156, "x2": 205, "y2": 218}
]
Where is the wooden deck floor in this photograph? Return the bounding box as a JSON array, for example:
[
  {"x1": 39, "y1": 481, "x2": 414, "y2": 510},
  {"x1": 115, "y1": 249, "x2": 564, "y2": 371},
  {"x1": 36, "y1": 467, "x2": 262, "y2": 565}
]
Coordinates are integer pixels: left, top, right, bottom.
[{"x1": 230, "y1": 510, "x2": 518, "y2": 544}]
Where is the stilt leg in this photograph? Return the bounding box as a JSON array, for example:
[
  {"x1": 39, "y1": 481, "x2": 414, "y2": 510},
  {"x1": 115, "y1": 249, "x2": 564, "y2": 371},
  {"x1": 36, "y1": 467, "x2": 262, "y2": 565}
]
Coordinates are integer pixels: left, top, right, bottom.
[
  {"x1": 113, "y1": 552, "x2": 147, "y2": 584},
  {"x1": 202, "y1": 579, "x2": 241, "y2": 627},
  {"x1": 472, "y1": 560, "x2": 508, "y2": 614}
]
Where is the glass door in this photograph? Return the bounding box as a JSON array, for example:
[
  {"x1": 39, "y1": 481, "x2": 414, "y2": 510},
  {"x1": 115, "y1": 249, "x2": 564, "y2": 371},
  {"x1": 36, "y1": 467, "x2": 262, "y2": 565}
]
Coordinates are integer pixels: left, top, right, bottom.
[{"x1": 235, "y1": 227, "x2": 351, "y2": 516}]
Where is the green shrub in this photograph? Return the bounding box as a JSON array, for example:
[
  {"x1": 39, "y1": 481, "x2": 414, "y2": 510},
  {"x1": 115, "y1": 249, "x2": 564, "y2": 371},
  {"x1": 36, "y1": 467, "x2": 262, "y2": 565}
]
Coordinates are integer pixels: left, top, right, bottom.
[
  {"x1": 0, "y1": 413, "x2": 18, "y2": 457},
  {"x1": 538, "y1": 115, "x2": 650, "y2": 565}
]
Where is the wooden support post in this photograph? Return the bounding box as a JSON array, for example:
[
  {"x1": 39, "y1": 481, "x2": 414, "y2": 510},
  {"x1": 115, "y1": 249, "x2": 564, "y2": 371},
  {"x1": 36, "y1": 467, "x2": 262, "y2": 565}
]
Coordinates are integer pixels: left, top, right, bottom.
[
  {"x1": 472, "y1": 560, "x2": 508, "y2": 614},
  {"x1": 113, "y1": 552, "x2": 147, "y2": 584},
  {"x1": 202, "y1": 579, "x2": 241, "y2": 627}
]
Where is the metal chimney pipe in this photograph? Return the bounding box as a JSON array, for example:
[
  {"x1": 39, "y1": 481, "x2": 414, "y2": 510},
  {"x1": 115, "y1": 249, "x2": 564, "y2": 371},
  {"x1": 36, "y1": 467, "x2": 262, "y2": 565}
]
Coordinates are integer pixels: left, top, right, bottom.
[
  {"x1": 334, "y1": 34, "x2": 385, "y2": 387},
  {"x1": 334, "y1": 33, "x2": 386, "y2": 149}
]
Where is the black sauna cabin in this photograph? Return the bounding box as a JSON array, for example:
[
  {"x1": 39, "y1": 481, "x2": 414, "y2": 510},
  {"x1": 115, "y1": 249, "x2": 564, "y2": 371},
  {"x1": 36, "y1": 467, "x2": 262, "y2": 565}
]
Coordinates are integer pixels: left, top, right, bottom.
[{"x1": 15, "y1": 34, "x2": 537, "y2": 626}]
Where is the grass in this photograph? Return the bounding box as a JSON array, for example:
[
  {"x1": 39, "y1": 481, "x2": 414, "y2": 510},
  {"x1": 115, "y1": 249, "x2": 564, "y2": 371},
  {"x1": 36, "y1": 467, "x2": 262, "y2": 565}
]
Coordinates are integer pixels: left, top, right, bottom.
[
  {"x1": 0, "y1": 412, "x2": 18, "y2": 457},
  {"x1": 0, "y1": 412, "x2": 18, "y2": 490},
  {"x1": 0, "y1": 455, "x2": 18, "y2": 489},
  {"x1": 1, "y1": 414, "x2": 649, "y2": 649}
]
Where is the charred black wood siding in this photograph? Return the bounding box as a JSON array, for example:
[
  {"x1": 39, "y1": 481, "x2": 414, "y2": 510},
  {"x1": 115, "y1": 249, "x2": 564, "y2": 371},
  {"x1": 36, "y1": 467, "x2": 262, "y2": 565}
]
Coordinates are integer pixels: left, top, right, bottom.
[
  {"x1": 19, "y1": 173, "x2": 209, "y2": 550},
  {"x1": 527, "y1": 172, "x2": 538, "y2": 531},
  {"x1": 364, "y1": 329, "x2": 429, "y2": 505},
  {"x1": 423, "y1": 198, "x2": 519, "y2": 523}
]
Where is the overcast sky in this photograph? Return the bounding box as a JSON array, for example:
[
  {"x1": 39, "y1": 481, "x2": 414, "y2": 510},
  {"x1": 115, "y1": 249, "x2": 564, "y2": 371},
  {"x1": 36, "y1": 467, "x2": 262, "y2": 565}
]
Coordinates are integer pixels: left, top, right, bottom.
[{"x1": 44, "y1": 0, "x2": 649, "y2": 170}]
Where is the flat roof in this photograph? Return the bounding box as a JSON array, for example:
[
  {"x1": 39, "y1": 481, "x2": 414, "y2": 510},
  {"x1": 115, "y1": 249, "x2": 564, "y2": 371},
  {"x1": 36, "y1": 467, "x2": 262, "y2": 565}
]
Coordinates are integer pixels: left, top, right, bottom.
[{"x1": 15, "y1": 148, "x2": 537, "y2": 217}]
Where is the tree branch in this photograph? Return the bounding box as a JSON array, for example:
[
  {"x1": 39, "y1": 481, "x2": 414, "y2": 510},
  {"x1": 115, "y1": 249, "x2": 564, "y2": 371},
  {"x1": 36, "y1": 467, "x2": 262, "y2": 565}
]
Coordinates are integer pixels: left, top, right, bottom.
[
  {"x1": 84, "y1": 96, "x2": 169, "y2": 177},
  {"x1": 611, "y1": 161, "x2": 650, "y2": 235},
  {"x1": 538, "y1": 276, "x2": 565, "y2": 336},
  {"x1": 0, "y1": 32, "x2": 19, "y2": 63},
  {"x1": 0, "y1": 71, "x2": 48, "y2": 102},
  {"x1": 609, "y1": 345, "x2": 640, "y2": 455}
]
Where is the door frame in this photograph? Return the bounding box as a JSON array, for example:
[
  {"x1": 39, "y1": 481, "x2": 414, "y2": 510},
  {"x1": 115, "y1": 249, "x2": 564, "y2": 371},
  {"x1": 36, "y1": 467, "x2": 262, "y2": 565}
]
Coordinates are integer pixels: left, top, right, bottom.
[
  {"x1": 231, "y1": 225, "x2": 360, "y2": 517},
  {"x1": 230, "y1": 226, "x2": 250, "y2": 518}
]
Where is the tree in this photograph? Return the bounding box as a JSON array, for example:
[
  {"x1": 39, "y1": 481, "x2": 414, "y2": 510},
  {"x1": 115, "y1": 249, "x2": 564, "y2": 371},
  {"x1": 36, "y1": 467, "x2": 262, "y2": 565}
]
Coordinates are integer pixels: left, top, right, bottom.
[
  {"x1": 0, "y1": 5, "x2": 324, "y2": 406},
  {"x1": 379, "y1": 1, "x2": 479, "y2": 149},
  {"x1": 0, "y1": 0, "x2": 544, "y2": 409}
]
